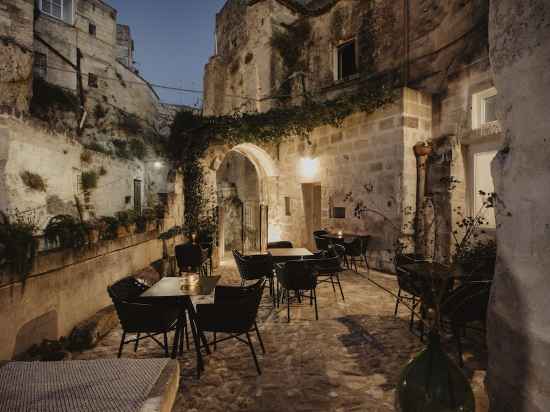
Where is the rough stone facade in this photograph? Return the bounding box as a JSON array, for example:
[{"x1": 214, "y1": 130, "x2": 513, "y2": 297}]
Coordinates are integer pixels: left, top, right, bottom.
[
  {"x1": 203, "y1": 0, "x2": 501, "y2": 270},
  {"x1": 0, "y1": 0, "x2": 34, "y2": 115},
  {"x1": 486, "y1": 1, "x2": 550, "y2": 410},
  {"x1": 116, "y1": 24, "x2": 134, "y2": 70}
]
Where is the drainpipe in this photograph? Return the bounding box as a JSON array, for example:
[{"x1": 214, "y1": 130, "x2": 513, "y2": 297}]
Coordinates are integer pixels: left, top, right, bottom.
[{"x1": 413, "y1": 142, "x2": 432, "y2": 255}]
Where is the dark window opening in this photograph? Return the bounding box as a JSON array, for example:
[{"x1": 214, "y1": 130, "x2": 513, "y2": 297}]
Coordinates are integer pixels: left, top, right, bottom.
[
  {"x1": 285, "y1": 196, "x2": 291, "y2": 216},
  {"x1": 33, "y1": 52, "x2": 47, "y2": 79},
  {"x1": 88, "y1": 73, "x2": 98, "y2": 88},
  {"x1": 333, "y1": 207, "x2": 346, "y2": 219},
  {"x1": 337, "y1": 40, "x2": 357, "y2": 80},
  {"x1": 89, "y1": 23, "x2": 96, "y2": 36}
]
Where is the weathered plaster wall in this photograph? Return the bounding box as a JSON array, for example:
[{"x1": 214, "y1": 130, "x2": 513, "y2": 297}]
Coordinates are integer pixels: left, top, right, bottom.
[
  {"x1": 0, "y1": 231, "x2": 184, "y2": 360},
  {"x1": 0, "y1": 0, "x2": 34, "y2": 114},
  {"x1": 487, "y1": 1, "x2": 550, "y2": 410},
  {"x1": 0, "y1": 116, "x2": 169, "y2": 229}
]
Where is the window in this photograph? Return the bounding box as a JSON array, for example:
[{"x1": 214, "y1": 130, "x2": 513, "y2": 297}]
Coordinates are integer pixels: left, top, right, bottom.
[
  {"x1": 333, "y1": 207, "x2": 346, "y2": 219},
  {"x1": 33, "y1": 52, "x2": 47, "y2": 80},
  {"x1": 89, "y1": 23, "x2": 97, "y2": 36},
  {"x1": 40, "y1": 0, "x2": 63, "y2": 20},
  {"x1": 472, "y1": 87, "x2": 498, "y2": 129},
  {"x1": 284, "y1": 196, "x2": 291, "y2": 216},
  {"x1": 335, "y1": 40, "x2": 358, "y2": 81},
  {"x1": 468, "y1": 148, "x2": 497, "y2": 227},
  {"x1": 88, "y1": 73, "x2": 98, "y2": 88}
]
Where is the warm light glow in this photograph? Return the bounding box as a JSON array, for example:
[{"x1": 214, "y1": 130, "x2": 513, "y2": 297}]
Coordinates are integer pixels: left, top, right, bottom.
[
  {"x1": 154, "y1": 161, "x2": 163, "y2": 169},
  {"x1": 298, "y1": 157, "x2": 320, "y2": 182},
  {"x1": 337, "y1": 230, "x2": 343, "y2": 238},
  {"x1": 268, "y1": 225, "x2": 282, "y2": 242}
]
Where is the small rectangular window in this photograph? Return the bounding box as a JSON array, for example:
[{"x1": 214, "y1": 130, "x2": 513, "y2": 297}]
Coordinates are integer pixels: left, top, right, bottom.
[
  {"x1": 41, "y1": 0, "x2": 63, "y2": 20},
  {"x1": 472, "y1": 87, "x2": 498, "y2": 129},
  {"x1": 88, "y1": 73, "x2": 98, "y2": 88},
  {"x1": 337, "y1": 40, "x2": 357, "y2": 80},
  {"x1": 89, "y1": 23, "x2": 96, "y2": 36},
  {"x1": 284, "y1": 196, "x2": 291, "y2": 216},
  {"x1": 33, "y1": 52, "x2": 47, "y2": 79},
  {"x1": 333, "y1": 207, "x2": 346, "y2": 219}
]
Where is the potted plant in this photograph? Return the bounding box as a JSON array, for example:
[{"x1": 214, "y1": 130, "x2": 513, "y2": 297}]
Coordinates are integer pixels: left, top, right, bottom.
[
  {"x1": 0, "y1": 211, "x2": 38, "y2": 284},
  {"x1": 114, "y1": 211, "x2": 131, "y2": 237},
  {"x1": 99, "y1": 216, "x2": 120, "y2": 240},
  {"x1": 142, "y1": 207, "x2": 157, "y2": 232},
  {"x1": 126, "y1": 209, "x2": 139, "y2": 235},
  {"x1": 84, "y1": 219, "x2": 102, "y2": 244},
  {"x1": 44, "y1": 215, "x2": 87, "y2": 250}
]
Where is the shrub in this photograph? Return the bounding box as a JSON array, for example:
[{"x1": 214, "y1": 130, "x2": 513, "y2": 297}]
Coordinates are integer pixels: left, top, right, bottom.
[
  {"x1": 129, "y1": 139, "x2": 147, "y2": 160},
  {"x1": 93, "y1": 104, "x2": 107, "y2": 120},
  {"x1": 30, "y1": 77, "x2": 79, "y2": 116},
  {"x1": 21, "y1": 171, "x2": 47, "y2": 192},
  {"x1": 80, "y1": 150, "x2": 93, "y2": 163},
  {"x1": 84, "y1": 142, "x2": 111, "y2": 156},
  {"x1": 119, "y1": 113, "x2": 143, "y2": 135},
  {"x1": 99, "y1": 216, "x2": 119, "y2": 240},
  {"x1": 112, "y1": 139, "x2": 129, "y2": 159},
  {"x1": 0, "y1": 212, "x2": 38, "y2": 282},
  {"x1": 81, "y1": 171, "x2": 98, "y2": 191},
  {"x1": 44, "y1": 215, "x2": 87, "y2": 250}
]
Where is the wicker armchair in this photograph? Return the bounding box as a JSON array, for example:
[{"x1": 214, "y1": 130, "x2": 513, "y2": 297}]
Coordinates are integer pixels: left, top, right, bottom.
[
  {"x1": 108, "y1": 277, "x2": 181, "y2": 357},
  {"x1": 175, "y1": 242, "x2": 209, "y2": 276},
  {"x1": 196, "y1": 280, "x2": 266, "y2": 374},
  {"x1": 267, "y1": 241, "x2": 293, "y2": 249},
  {"x1": 275, "y1": 260, "x2": 319, "y2": 322}
]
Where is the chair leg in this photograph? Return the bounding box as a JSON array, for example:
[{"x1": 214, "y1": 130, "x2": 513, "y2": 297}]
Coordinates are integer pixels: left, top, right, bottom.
[
  {"x1": 394, "y1": 288, "x2": 402, "y2": 318},
  {"x1": 363, "y1": 254, "x2": 370, "y2": 275},
  {"x1": 313, "y1": 288, "x2": 319, "y2": 320},
  {"x1": 246, "y1": 332, "x2": 262, "y2": 375},
  {"x1": 163, "y1": 332, "x2": 169, "y2": 357},
  {"x1": 118, "y1": 331, "x2": 126, "y2": 358},
  {"x1": 409, "y1": 296, "x2": 416, "y2": 331},
  {"x1": 336, "y1": 274, "x2": 345, "y2": 301},
  {"x1": 134, "y1": 333, "x2": 140, "y2": 352},
  {"x1": 254, "y1": 322, "x2": 266, "y2": 354},
  {"x1": 453, "y1": 323, "x2": 464, "y2": 368},
  {"x1": 213, "y1": 332, "x2": 217, "y2": 351},
  {"x1": 287, "y1": 290, "x2": 291, "y2": 322}
]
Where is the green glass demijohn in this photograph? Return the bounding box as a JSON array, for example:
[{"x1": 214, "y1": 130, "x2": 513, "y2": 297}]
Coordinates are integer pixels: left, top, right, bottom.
[{"x1": 397, "y1": 332, "x2": 475, "y2": 412}]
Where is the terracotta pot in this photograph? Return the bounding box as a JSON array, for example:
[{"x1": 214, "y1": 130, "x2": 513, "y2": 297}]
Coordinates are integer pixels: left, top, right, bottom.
[
  {"x1": 127, "y1": 224, "x2": 136, "y2": 235},
  {"x1": 146, "y1": 221, "x2": 157, "y2": 232},
  {"x1": 413, "y1": 143, "x2": 433, "y2": 157},
  {"x1": 116, "y1": 226, "x2": 128, "y2": 238},
  {"x1": 87, "y1": 229, "x2": 100, "y2": 244}
]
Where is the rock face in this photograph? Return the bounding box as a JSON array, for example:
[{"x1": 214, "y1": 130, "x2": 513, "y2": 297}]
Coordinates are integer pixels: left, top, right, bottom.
[
  {"x1": 487, "y1": 1, "x2": 550, "y2": 411},
  {"x1": 0, "y1": 0, "x2": 34, "y2": 114}
]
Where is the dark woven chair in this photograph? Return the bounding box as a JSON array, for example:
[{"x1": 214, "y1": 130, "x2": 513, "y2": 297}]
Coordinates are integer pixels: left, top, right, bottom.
[
  {"x1": 394, "y1": 253, "x2": 428, "y2": 331},
  {"x1": 344, "y1": 236, "x2": 369, "y2": 273},
  {"x1": 108, "y1": 277, "x2": 181, "y2": 357},
  {"x1": 314, "y1": 235, "x2": 331, "y2": 253},
  {"x1": 233, "y1": 249, "x2": 275, "y2": 297},
  {"x1": 313, "y1": 230, "x2": 329, "y2": 238},
  {"x1": 267, "y1": 241, "x2": 293, "y2": 249},
  {"x1": 441, "y1": 280, "x2": 491, "y2": 367},
  {"x1": 196, "y1": 280, "x2": 266, "y2": 374},
  {"x1": 200, "y1": 241, "x2": 214, "y2": 276},
  {"x1": 304, "y1": 245, "x2": 345, "y2": 300},
  {"x1": 175, "y1": 242, "x2": 209, "y2": 276},
  {"x1": 275, "y1": 260, "x2": 319, "y2": 322}
]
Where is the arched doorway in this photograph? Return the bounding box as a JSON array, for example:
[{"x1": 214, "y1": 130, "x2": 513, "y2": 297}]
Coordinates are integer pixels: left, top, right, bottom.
[{"x1": 214, "y1": 144, "x2": 278, "y2": 258}]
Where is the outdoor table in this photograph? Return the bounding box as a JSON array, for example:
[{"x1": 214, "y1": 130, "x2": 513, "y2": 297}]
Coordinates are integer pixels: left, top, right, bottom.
[
  {"x1": 267, "y1": 247, "x2": 313, "y2": 262},
  {"x1": 320, "y1": 233, "x2": 364, "y2": 243},
  {"x1": 140, "y1": 275, "x2": 220, "y2": 377}
]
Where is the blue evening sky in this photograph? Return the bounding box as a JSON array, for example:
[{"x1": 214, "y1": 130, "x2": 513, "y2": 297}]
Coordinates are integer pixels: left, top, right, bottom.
[{"x1": 108, "y1": 0, "x2": 227, "y2": 107}]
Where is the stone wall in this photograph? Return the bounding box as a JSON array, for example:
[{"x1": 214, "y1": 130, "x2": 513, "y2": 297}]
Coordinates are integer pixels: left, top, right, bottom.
[
  {"x1": 0, "y1": 116, "x2": 170, "y2": 229},
  {"x1": 487, "y1": 1, "x2": 550, "y2": 410},
  {"x1": 0, "y1": 0, "x2": 34, "y2": 114},
  {"x1": 0, "y1": 231, "x2": 184, "y2": 360}
]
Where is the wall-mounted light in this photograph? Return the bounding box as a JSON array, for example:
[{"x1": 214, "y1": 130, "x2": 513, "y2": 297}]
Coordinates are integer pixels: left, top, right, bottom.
[
  {"x1": 154, "y1": 161, "x2": 163, "y2": 169},
  {"x1": 298, "y1": 157, "x2": 320, "y2": 183}
]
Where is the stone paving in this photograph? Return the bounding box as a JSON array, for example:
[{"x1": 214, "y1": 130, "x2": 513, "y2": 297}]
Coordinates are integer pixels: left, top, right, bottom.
[{"x1": 76, "y1": 260, "x2": 489, "y2": 411}]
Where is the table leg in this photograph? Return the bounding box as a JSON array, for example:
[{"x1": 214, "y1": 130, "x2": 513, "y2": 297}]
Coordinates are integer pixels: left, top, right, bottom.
[
  {"x1": 171, "y1": 311, "x2": 183, "y2": 359},
  {"x1": 186, "y1": 298, "x2": 211, "y2": 355}
]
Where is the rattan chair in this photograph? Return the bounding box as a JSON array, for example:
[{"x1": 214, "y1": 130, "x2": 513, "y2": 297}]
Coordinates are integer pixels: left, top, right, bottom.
[
  {"x1": 175, "y1": 242, "x2": 209, "y2": 276},
  {"x1": 275, "y1": 260, "x2": 319, "y2": 322},
  {"x1": 345, "y1": 236, "x2": 370, "y2": 273},
  {"x1": 267, "y1": 241, "x2": 293, "y2": 249},
  {"x1": 196, "y1": 280, "x2": 266, "y2": 374}
]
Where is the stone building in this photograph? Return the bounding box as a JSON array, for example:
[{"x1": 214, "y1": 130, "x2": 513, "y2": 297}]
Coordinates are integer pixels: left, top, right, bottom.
[
  {"x1": 202, "y1": 0, "x2": 502, "y2": 270},
  {"x1": 0, "y1": 0, "x2": 176, "y2": 229}
]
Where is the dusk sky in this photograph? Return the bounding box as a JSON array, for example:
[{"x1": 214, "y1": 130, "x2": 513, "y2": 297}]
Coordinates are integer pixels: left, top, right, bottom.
[{"x1": 109, "y1": 0, "x2": 227, "y2": 107}]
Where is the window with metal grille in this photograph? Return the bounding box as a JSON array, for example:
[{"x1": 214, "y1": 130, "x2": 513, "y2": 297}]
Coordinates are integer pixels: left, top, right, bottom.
[
  {"x1": 88, "y1": 73, "x2": 98, "y2": 88},
  {"x1": 89, "y1": 23, "x2": 97, "y2": 36},
  {"x1": 33, "y1": 52, "x2": 47, "y2": 80},
  {"x1": 41, "y1": 0, "x2": 63, "y2": 20}
]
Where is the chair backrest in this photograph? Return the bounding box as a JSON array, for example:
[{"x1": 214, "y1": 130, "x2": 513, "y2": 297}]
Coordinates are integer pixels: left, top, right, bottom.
[
  {"x1": 233, "y1": 250, "x2": 273, "y2": 280},
  {"x1": 107, "y1": 276, "x2": 149, "y2": 302},
  {"x1": 313, "y1": 230, "x2": 328, "y2": 238},
  {"x1": 267, "y1": 241, "x2": 293, "y2": 249},
  {"x1": 314, "y1": 236, "x2": 330, "y2": 251},
  {"x1": 276, "y1": 260, "x2": 317, "y2": 291},
  {"x1": 175, "y1": 242, "x2": 204, "y2": 271},
  {"x1": 327, "y1": 243, "x2": 345, "y2": 258},
  {"x1": 442, "y1": 282, "x2": 491, "y2": 323},
  {"x1": 345, "y1": 237, "x2": 363, "y2": 256}
]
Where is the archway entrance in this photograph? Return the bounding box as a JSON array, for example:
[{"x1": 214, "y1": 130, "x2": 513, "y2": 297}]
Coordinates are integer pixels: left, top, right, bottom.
[{"x1": 215, "y1": 144, "x2": 278, "y2": 258}]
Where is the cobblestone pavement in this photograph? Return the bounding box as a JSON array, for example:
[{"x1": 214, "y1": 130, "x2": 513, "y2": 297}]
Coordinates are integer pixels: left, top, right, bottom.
[{"x1": 76, "y1": 260, "x2": 489, "y2": 411}]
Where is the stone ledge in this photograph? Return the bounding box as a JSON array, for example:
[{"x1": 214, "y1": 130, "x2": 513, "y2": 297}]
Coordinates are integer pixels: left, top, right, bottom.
[{"x1": 140, "y1": 359, "x2": 180, "y2": 412}]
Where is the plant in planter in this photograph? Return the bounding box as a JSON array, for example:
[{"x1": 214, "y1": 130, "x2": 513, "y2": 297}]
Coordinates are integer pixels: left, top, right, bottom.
[
  {"x1": 115, "y1": 210, "x2": 136, "y2": 236},
  {"x1": 0, "y1": 210, "x2": 38, "y2": 284},
  {"x1": 81, "y1": 171, "x2": 99, "y2": 191},
  {"x1": 44, "y1": 215, "x2": 87, "y2": 250},
  {"x1": 126, "y1": 209, "x2": 139, "y2": 234},
  {"x1": 99, "y1": 216, "x2": 120, "y2": 240},
  {"x1": 84, "y1": 219, "x2": 103, "y2": 245}
]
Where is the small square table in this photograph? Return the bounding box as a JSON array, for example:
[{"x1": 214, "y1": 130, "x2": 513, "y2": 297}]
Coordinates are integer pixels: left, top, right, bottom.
[
  {"x1": 140, "y1": 276, "x2": 220, "y2": 377},
  {"x1": 267, "y1": 248, "x2": 313, "y2": 262}
]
